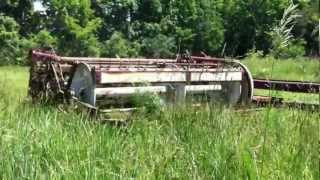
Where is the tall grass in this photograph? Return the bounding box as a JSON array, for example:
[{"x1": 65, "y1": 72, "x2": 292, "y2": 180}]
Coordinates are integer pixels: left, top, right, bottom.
[
  {"x1": 269, "y1": 1, "x2": 302, "y2": 58},
  {"x1": 0, "y1": 66, "x2": 319, "y2": 179}
]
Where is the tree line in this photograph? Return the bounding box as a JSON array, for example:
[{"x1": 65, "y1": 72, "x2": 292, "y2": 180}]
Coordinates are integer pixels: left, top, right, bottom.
[{"x1": 0, "y1": 0, "x2": 319, "y2": 65}]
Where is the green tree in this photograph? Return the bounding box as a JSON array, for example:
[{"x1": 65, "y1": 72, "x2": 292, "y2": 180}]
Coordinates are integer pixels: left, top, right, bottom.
[
  {"x1": 193, "y1": 0, "x2": 224, "y2": 54},
  {"x1": 101, "y1": 31, "x2": 140, "y2": 57},
  {"x1": 42, "y1": 0, "x2": 102, "y2": 56},
  {"x1": 217, "y1": 0, "x2": 290, "y2": 56},
  {"x1": 142, "y1": 34, "x2": 176, "y2": 58},
  {"x1": 30, "y1": 30, "x2": 57, "y2": 48},
  {"x1": 0, "y1": 15, "x2": 32, "y2": 65},
  {"x1": 91, "y1": 0, "x2": 138, "y2": 40},
  {"x1": 135, "y1": 0, "x2": 162, "y2": 22},
  {"x1": 1, "y1": 0, "x2": 317, "y2": 61},
  {"x1": 0, "y1": 0, "x2": 34, "y2": 35},
  {"x1": 294, "y1": 0, "x2": 320, "y2": 55},
  {"x1": 164, "y1": 0, "x2": 224, "y2": 55}
]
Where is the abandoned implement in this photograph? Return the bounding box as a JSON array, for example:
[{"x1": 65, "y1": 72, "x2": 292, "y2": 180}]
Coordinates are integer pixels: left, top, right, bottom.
[{"x1": 28, "y1": 49, "x2": 254, "y2": 110}]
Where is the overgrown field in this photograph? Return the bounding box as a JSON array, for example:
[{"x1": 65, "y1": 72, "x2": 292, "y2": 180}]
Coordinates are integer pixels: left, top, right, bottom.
[
  {"x1": 244, "y1": 56, "x2": 320, "y2": 82},
  {"x1": 0, "y1": 66, "x2": 319, "y2": 179}
]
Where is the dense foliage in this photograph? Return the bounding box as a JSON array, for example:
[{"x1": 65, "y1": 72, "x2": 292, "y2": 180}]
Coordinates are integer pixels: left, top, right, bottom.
[{"x1": 0, "y1": 0, "x2": 319, "y2": 64}]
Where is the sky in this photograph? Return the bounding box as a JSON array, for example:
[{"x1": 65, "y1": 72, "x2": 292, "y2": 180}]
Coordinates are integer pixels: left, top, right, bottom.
[{"x1": 33, "y1": 1, "x2": 46, "y2": 12}]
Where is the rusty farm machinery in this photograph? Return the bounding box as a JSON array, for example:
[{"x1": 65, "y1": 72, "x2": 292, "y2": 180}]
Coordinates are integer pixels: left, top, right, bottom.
[
  {"x1": 28, "y1": 49, "x2": 254, "y2": 110},
  {"x1": 28, "y1": 49, "x2": 319, "y2": 117}
]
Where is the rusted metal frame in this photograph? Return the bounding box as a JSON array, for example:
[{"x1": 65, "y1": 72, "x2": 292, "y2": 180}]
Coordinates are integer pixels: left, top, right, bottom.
[
  {"x1": 31, "y1": 51, "x2": 239, "y2": 73},
  {"x1": 281, "y1": 101, "x2": 320, "y2": 110},
  {"x1": 252, "y1": 95, "x2": 320, "y2": 110},
  {"x1": 65, "y1": 60, "x2": 176, "y2": 65},
  {"x1": 94, "y1": 65, "x2": 222, "y2": 74},
  {"x1": 32, "y1": 50, "x2": 60, "y2": 62},
  {"x1": 53, "y1": 57, "x2": 222, "y2": 67},
  {"x1": 50, "y1": 62, "x2": 63, "y2": 93},
  {"x1": 190, "y1": 56, "x2": 237, "y2": 63},
  {"x1": 57, "y1": 63, "x2": 66, "y2": 82},
  {"x1": 92, "y1": 64, "x2": 219, "y2": 71},
  {"x1": 254, "y1": 79, "x2": 320, "y2": 93},
  {"x1": 60, "y1": 56, "x2": 177, "y2": 63},
  {"x1": 32, "y1": 50, "x2": 231, "y2": 65},
  {"x1": 72, "y1": 96, "x2": 98, "y2": 110},
  {"x1": 252, "y1": 95, "x2": 284, "y2": 105},
  {"x1": 33, "y1": 56, "x2": 223, "y2": 70},
  {"x1": 83, "y1": 61, "x2": 220, "y2": 67}
]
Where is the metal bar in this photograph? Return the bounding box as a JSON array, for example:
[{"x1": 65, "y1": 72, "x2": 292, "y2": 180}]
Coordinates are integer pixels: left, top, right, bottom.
[
  {"x1": 190, "y1": 56, "x2": 237, "y2": 63},
  {"x1": 60, "y1": 59, "x2": 221, "y2": 67},
  {"x1": 254, "y1": 79, "x2": 320, "y2": 93},
  {"x1": 95, "y1": 86, "x2": 167, "y2": 97},
  {"x1": 96, "y1": 81, "x2": 221, "y2": 88},
  {"x1": 88, "y1": 62, "x2": 220, "y2": 68},
  {"x1": 60, "y1": 56, "x2": 176, "y2": 63},
  {"x1": 99, "y1": 108, "x2": 138, "y2": 113},
  {"x1": 59, "y1": 57, "x2": 225, "y2": 65},
  {"x1": 98, "y1": 68, "x2": 240, "y2": 73},
  {"x1": 252, "y1": 96, "x2": 320, "y2": 110},
  {"x1": 95, "y1": 85, "x2": 222, "y2": 97}
]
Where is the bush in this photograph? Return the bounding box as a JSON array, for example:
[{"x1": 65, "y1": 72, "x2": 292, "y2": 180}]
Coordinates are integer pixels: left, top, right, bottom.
[
  {"x1": 131, "y1": 92, "x2": 163, "y2": 115},
  {"x1": 281, "y1": 39, "x2": 306, "y2": 58},
  {"x1": 271, "y1": 39, "x2": 306, "y2": 59}
]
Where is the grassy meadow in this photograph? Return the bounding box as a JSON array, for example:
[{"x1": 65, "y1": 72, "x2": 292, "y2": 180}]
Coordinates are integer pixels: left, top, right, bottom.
[{"x1": 0, "y1": 64, "x2": 319, "y2": 179}]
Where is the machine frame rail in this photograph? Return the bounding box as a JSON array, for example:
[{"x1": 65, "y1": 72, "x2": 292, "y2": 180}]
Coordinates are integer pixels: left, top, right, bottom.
[{"x1": 254, "y1": 79, "x2": 320, "y2": 93}]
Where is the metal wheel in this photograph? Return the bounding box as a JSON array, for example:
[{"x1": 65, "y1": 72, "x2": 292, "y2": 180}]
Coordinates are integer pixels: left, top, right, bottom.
[{"x1": 70, "y1": 63, "x2": 96, "y2": 106}]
